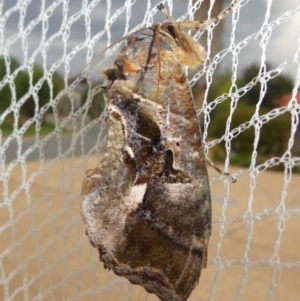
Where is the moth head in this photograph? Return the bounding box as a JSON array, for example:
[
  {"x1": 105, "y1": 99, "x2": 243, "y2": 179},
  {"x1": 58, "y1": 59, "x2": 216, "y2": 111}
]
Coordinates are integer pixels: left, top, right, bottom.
[
  {"x1": 102, "y1": 58, "x2": 141, "y2": 82},
  {"x1": 158, "y1": 21, "x2": 206, "y2": 69}
]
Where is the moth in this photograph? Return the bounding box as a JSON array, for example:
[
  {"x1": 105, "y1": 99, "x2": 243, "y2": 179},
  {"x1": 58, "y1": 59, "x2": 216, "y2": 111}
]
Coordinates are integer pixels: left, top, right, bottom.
[{"x1": 81, "y1": 1, "x2": 238, "y2": 301}]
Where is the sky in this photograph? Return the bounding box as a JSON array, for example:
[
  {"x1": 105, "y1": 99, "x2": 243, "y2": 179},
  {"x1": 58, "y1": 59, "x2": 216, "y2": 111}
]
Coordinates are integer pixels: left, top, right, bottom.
[{"x1": 1, "y1": 0, "x2": 300, "y2": 81}]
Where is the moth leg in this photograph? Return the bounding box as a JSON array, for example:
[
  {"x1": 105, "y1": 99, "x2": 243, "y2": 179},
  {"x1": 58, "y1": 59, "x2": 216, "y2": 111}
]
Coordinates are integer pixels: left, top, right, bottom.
[
  {"x1": 205, "y1": 154, "x2": 236, "y2": 183},
  {"x1": 157, "y1": 4, "x2": 206, "y2": 68},
  {"x1": 178, "y1": 0, "x2": 239, "y2": 31},
  {"x1": 171, "y1": 24, "x2": 206, "y2": 68}
]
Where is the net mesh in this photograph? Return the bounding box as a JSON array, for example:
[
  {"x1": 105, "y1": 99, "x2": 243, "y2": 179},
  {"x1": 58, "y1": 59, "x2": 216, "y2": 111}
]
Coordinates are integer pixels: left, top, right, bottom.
[{"x1": 1, "y1": 0, "x2": 300, "y2": 300}]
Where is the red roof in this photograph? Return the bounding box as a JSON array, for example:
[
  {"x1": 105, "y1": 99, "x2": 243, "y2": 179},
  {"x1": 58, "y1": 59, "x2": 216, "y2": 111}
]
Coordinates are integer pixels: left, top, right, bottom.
[{"x1": 272, "y1": 91, "x2": 300, "y2": 108}]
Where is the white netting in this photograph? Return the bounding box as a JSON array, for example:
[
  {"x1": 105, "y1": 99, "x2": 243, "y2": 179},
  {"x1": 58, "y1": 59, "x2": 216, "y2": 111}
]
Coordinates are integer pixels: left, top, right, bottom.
[{"x1": 1, "y1": 0, "x2": 300, "y2": 300}]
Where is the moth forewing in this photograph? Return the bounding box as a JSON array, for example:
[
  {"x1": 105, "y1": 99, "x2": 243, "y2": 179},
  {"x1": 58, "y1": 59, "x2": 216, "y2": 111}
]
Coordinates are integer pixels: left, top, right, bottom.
[{"x1": 81, "y1": 2, "x2": 239, "y2": 301}]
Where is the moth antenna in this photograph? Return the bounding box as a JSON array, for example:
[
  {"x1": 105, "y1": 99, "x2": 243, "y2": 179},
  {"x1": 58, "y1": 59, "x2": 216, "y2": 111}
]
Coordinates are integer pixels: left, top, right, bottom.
[
  {"x1": 157, "y1": 3, "x2": 176, "y2": 22},
  {"x1": 155, "y1": 4, "x2": 177, "y2": 95},
  {"x1": 205, "y1": 154, "x2": 236, "y2": 183},
  {"x1": 76, "y1": 2, "x2": 178, "y2": 79},
  {"x1": 178, "y1": 0, "x2": 239, "y2": 31},
  {"x1": 69, "y1": 27, "x2": 148, "y2": 79}
]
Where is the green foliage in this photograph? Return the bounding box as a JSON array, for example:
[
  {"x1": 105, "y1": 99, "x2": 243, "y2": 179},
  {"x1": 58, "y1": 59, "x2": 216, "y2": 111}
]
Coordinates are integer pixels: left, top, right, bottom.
[
  {"x1": 238, "y1": 63, "x2": 294, "y2": 107},
  {"x1": 15, "y1": 65, "x2": 64, "y2": 117},
  {"x1": 208, "y1": 98, "x2": 291, "y2": 166},
  {"x1": 208, "y1": 100, "x2": 255, "y2": 166},
  {"x1": 207, "y1": 63, "x2": 293, "y2": 167},
  {"x1": 81, "y1": 81, "x2": 106, "y2": 119},
  {"x1": 207, "y1": 71, "x2": 234, "y2": 103},
  {"x1": 0, "y1": 57, "x2": 19, "y2": 110},
  {"x1": 1, "y1": 114, "x2": 58, "y2": 137},
  {"x1": 208, "y1": 63, "x2": 294, "y2": 109},
  {"x1": 0, "y1": 56, "x2": 19, "y2": 78},
  {"x1": 0, "y1": 56, "x2": 64, "y2": 117}
]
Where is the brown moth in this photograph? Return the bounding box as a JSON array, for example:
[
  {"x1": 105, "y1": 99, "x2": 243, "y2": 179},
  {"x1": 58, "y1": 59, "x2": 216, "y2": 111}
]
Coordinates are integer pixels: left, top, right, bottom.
[{"x1": 81, "y1": 1, "x2": 239, "y2": 301}]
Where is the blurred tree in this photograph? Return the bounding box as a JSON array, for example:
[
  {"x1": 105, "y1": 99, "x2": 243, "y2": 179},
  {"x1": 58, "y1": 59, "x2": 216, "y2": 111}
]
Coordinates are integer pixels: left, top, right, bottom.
[
  {"x1": 81, "y1": 81, "x2": 105, "y2": 119},
  {"x1": 16, "y1": 65, "x2": 64, "y2": 117},
  {"x1": 238, "y1": 63, "x2": 294, "y2": 108},
  {"x1": 0, "y1": 57, "x2": 64, "y2": 117},
  {"x1": 208, "y1": 64, "x2": 292, "y2": 166},
  {"x1": 0, "y1": 56, "x2": 19, "y2": 78},
  {"x1": 0, "y1": 56, "x2": 20, "y2": 111},
  {"x1": 208, "y1": 63, "x2": 294, "y2": 110},
  {"x1": 209, "y1": 98, "x2": 290, "y2": 166}
]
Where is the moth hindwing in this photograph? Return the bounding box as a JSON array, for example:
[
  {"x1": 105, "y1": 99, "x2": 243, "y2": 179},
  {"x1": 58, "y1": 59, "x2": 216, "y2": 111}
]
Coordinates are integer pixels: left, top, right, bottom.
[{"x1": 81, "y1": 1, "x2": 238, "y2": 301}]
